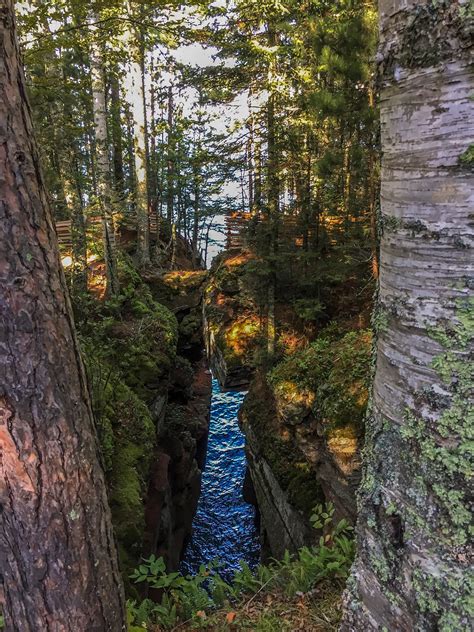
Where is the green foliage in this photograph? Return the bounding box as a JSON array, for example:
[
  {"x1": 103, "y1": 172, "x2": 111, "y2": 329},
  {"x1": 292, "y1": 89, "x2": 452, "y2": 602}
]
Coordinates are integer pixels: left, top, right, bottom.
[
  {"x1": 292, "y1": 298, "x2": 325, "y2": 321},
  {"x1": 459, "y1": 143, "x2": 474, "y2": 167},
  {"x1": 127, "y1": 505, "x2": 354, "y2": 630}
]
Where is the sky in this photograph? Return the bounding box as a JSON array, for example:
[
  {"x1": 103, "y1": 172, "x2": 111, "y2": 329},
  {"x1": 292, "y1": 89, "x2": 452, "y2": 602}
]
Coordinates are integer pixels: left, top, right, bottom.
[{"x1": 173, "y1": 42, "x2": 249, "y2": 264}]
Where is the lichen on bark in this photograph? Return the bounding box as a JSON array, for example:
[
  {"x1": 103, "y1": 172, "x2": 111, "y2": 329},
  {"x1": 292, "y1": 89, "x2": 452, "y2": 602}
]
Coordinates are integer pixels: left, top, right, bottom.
[{"x1": 341, "y1": 1, "x2": 474, "y2": 630}]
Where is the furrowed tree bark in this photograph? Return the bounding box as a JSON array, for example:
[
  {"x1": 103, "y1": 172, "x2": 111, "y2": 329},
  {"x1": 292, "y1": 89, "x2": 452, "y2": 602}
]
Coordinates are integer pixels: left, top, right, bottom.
[
  {"x1": 89, "y1": 12, "x2": 120, "y2": 296},
  {"x1": 342, "y1": 1, "x2": 473, "y2": 630},
  {"x1": 0, "y1": 3, "x2": 126, "y2": 630}
]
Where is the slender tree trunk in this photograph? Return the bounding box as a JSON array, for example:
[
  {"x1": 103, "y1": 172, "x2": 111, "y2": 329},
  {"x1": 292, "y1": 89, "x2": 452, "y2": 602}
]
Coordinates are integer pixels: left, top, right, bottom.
[
  {"x1": 67, "y1": 158, "x2": 88, "y2": 295},
  {"x1": 110, "y1": 73, "x2": 125, "y2": 197},
  {"x1": 368, "y1": 84, "x2": 380, "y2": 279},
  {"x1": 153, "y1": 120, "x2": 165, "y2": 262},
  {"x1": 36, "y1": 11, "x2": 88, "y2": 292},
  {"x1": 123, "y1": 11, "x2": 150, "y2": 267},
  {"x1": 89, "y1": 12, "x2": 119, "y2": 295},
  {"x1": 342, "y1": 2, "x2": 473, "y2": 630},
  {"x1": 170, "y1": 223, "x2": 177, "y2": 270},
  {"x1": 192, "y1": 173, "x2": 200, "y2": 266},
  {"x1": 61, "y1": 63, "x2": 88, "y2": 294},
  {"x1": 247, "y1": 90, "x2": 254, "y2": 212},
  {"x1": 303, "y1": 133, "x2": 312, "y2": 253},
  {"x1": 0, "y1": 5, "x2": 126, "y2": 629},
  {"x1": 149, "y1": 57, "x2": 158, "y2": 220},
  {"x1": 266, "y1": 24, "x2": 279, "y2": 358},
  {"x1": 166, "y1": 85, "x2": 174, "y2": 225},
  {"x1": 253, "y1": 140, "x2": 262, "y2": 214}
]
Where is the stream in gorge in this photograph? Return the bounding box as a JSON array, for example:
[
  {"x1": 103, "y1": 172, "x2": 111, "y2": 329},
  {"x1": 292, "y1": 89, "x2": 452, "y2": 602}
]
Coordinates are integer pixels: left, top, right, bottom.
[{"x1": 180, "y1": 378, "x2": 260, "y2": 580}]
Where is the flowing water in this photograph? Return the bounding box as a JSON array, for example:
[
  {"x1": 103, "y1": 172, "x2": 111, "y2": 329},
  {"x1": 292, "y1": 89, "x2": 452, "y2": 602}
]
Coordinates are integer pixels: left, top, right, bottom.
[{"x1": 180, "y1": 378, "x2": 260, "y2": 580}]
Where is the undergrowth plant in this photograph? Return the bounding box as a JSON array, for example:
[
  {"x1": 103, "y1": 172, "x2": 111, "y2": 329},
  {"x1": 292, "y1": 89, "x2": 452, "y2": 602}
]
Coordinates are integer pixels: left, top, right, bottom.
[{"x1": 127, "y1": 503, "x2": 354, "y2": 630}]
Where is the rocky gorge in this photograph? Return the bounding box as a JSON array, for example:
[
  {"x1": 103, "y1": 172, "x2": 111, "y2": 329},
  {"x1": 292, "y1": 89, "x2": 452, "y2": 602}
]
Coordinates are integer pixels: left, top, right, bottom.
[
  {"x1": 202, "y1": 247, "x2": 373, "y2": 561},
  {"x1": 78, "y1": 235, "x2": 373, "y2": 587}
]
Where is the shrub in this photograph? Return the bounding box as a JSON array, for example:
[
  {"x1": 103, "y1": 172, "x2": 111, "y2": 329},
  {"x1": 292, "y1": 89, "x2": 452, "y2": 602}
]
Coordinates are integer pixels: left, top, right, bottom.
[{"x1": 127, "y1": 503, "x2": 354, "y2": 630}]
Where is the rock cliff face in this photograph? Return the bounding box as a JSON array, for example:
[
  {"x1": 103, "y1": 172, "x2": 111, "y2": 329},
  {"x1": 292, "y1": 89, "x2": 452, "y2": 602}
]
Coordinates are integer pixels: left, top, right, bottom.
[
  {"x1": 144, "y1": 359, "x2": 211, "y2": 570},
  {"x1": 203, "y1": 250, "x2": 260, "y2": 389},
  {"x1": 77, "y1": 238, "x2": 213, "y2": 587},
  {"x1": 143, "y1": 266, "x2": 212, "y2": 571},
  {"x1": 204, "y1": 249, "x2": 372, "y2": 559}
]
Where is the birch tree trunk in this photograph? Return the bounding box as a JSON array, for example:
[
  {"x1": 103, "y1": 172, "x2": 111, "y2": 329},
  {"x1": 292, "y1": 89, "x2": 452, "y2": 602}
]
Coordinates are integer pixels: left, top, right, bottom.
[
  {"x1": 110, "y1": 72, "x2": 125, "y2": 198},
  {"x1": 123, "y1": 11, "x2": 150, "y2": 267},
  {"x1": 89, "y1": 13, "x2": 120, "y2": 296},
  {"x1": 342, "y1": 2, "x2": 473, "y2": 630},
  {"x1": 166, "y1": 85, "x2": 175, "y2": 225},
  {"x1": 0, "y1": 4, "x2": 126, "y2": 629}
]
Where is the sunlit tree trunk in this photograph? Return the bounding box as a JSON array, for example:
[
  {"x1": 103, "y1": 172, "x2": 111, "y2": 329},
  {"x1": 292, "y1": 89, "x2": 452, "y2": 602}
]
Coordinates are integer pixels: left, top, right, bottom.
[
  {"x1": 123, "y1": 10, "x2": 150, "y2": 267},
  {"x1": 166, "y1": 84, "x2": 175, "y2": 225},
  {"x1": 0, "y1": 4, "x2": 126, "y2": 629},
  {"x1": 89, "y1": 12, "x2": 119, "y2": 295},
  {"x1": 253, "y1": 140, "x2": 262, "y2": 214},
  {"x1": 342, "y1": 2, "x2": 473, "y2": 630}
]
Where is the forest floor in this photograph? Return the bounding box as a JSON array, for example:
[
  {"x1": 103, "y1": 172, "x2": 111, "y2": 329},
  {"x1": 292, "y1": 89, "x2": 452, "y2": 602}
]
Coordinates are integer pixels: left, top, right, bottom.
[{"x1": 156, "y1": 581, "x2": 342, "y2": 631}]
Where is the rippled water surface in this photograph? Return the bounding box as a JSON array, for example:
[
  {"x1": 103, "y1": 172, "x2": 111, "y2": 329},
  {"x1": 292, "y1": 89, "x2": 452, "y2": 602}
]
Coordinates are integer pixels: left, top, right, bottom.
[{"x1": 180, "y1": 379, "x2": 260, "y2": 579}]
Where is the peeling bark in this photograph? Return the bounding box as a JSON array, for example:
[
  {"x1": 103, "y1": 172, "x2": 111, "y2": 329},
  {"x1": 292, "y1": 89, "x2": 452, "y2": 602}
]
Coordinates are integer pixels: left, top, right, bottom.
[
  {"x1": 342, "y1": 1, "x2": 473, "y2": 630},
  {"x1": 0, "y1": 4, "x2": 126, "y2": 630}
]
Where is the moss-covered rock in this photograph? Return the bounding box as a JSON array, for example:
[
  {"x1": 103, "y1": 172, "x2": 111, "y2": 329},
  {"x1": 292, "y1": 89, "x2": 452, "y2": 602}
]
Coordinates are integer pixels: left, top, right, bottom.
[
  {"x1": 240, "y1": 376, "x2": 323, "y2": 516},
  {"x1": 83, "y1": 348, "x2": 156, "y2": 577},
  {"x1": 268, "y1": 329, "x2": 372, "y2": 434}
]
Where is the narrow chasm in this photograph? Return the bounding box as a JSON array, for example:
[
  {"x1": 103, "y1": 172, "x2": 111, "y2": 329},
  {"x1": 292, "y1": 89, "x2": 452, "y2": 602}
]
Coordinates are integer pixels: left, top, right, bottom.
[{"x1": 180, "y1": 378, "x2": 260, "y2": 579}]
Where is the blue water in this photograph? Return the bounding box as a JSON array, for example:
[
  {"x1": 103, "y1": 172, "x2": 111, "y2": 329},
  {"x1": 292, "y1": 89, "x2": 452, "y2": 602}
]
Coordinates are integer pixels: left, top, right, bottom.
[{"x1": 180, "y1": 379, "x2": 260, "y2": 580}]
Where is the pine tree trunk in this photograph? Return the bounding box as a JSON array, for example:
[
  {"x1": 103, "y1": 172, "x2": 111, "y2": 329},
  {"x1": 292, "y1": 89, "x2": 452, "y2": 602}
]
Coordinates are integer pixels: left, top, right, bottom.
[
  {"x1": 89, "y1": 13, "x2": 119, "y2": 296},
  {"x1": 0, "y1": 5, "x2": 126, "y2": 629},
  {"x1": 266, "y1": 25, "x2": 279, "y2": 357},
  {"x1": 342, "y1": 2, "x2": 473, "y2": 629}
]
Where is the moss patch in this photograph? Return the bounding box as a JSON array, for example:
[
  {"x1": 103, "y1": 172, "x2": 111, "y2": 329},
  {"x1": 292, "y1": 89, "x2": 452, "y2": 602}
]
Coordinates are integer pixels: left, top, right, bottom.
[
  {"x1": 241, "y1": 377, "x2": 324, "y2": 515},
  {"x1": 268, "y1": 329, "x2": 372, "y2": 434},
  {"x1": 77, "y1": 253, "x2": 180, "y2": 584}
]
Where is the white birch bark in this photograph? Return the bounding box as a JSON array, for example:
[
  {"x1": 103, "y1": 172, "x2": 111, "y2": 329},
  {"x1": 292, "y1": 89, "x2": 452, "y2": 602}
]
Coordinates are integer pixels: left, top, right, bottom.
[
  {"x1": 122, "y1": 9, "x2": 150, "y2": 267},
  {"x1": 342, "y1": 2, "x2": 473, "y2": 630},
  {"x1": 89, "y1": 12, "x2": 119, "y2": 295}
]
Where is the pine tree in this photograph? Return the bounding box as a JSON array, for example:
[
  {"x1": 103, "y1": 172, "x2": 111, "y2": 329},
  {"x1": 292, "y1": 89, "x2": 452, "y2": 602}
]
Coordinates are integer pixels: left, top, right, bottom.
[{"x1": 0, "y1": 3, "x2": 126, "y2": 628}]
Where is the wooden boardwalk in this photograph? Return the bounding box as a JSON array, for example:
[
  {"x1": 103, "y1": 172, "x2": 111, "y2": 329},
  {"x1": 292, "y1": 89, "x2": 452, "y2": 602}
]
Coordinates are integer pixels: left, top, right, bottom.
[
  {"x1": 56, "y1": 215, "x2": 161, "y2": 247},
  {"x1": 225, "y1": 211, "x2": 368, "y2": 250}
]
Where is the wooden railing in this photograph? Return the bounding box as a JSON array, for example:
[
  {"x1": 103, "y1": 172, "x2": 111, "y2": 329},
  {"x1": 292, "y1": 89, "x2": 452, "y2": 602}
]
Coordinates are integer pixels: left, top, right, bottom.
[
  {"x1": 225, "y1": 211, "x2": 369, "y2": 250},
  {"x1": 56, "y1": 215, "x2": 161, "y2": 247}
]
